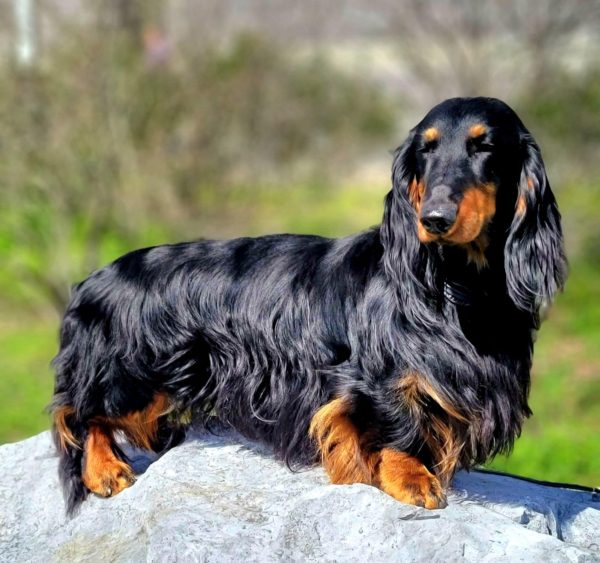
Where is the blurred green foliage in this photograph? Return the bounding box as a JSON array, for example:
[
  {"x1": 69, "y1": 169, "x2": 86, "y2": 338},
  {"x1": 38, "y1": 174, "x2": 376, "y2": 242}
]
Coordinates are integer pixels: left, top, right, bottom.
[
  {"x1": 0, "y1": 30, "x2": 394, "y2": 313},
  {"x1": 519, "y1": 73, "x2": 600, "y2": 267},
  {"x1": 0, "y1": 9, "x2": 598, "y2": 488},
  {"x1": 489, "y1": 260, "x2": 600, "y2": 484}
]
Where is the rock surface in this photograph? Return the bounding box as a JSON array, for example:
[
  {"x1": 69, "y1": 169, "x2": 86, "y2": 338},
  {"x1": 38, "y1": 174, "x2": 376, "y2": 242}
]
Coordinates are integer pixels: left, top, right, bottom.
[{"x1": 0, "y1": 430, "x2": 598, "y2": 562}]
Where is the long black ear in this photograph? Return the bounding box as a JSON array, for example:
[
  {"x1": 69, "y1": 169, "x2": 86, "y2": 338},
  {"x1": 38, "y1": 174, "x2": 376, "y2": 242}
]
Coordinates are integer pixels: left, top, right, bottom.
[
  {"x1": 381, "y1": 130, "x2": 440, "y2": 310},
  {"x1": 505, "y1": 132, "x2": 567, "y2": 313},
  {"x1": 381, "y1": 130, "x2": 419, "y2": 283}
]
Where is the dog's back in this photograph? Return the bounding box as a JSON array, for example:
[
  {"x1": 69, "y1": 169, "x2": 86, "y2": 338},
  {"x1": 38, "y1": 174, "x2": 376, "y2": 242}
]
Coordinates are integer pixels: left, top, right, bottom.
[{"x1": 51, "y1": 230, "x2": 382, "y2": 514}]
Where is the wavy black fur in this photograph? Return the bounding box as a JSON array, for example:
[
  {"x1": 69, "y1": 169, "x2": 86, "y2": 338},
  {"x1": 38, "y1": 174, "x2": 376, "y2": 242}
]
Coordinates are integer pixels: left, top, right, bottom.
[{"x1": 51, "y1": 97, "x2": 567, "y2": 515}]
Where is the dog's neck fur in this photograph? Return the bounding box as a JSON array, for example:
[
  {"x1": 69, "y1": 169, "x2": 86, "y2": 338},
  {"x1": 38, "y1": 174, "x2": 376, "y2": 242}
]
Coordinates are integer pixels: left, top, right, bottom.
[{"x1": 434, "y1": 229, "x2": 520, "y2": 310}]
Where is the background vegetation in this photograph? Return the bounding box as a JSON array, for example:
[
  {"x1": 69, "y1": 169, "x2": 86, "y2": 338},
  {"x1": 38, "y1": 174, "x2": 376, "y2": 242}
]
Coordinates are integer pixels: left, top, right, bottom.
[{"x1": 0, "y1": 0, "x2": 598, "y2": 486}]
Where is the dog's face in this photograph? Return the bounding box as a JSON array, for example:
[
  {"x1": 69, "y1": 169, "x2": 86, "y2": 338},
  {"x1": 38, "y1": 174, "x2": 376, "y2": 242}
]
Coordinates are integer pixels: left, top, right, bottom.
[
  {"x1": 384, "y1": 97, "x2": 567, "y2": 312},
  {"x1": 408, "y1": 98, "x2": 523, "y2": 246}
]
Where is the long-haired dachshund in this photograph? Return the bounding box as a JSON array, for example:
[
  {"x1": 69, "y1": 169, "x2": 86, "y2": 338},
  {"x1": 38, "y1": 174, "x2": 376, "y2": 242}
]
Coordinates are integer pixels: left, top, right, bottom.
[{"x1": 51, "y1": 97, "x2": 567, "y2": 515}]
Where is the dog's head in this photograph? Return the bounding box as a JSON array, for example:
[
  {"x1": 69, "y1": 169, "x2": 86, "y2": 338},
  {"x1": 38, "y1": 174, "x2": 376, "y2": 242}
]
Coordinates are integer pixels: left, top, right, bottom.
[{"x1": 382, "y1": 97, "x2": 567, "y2": 312}]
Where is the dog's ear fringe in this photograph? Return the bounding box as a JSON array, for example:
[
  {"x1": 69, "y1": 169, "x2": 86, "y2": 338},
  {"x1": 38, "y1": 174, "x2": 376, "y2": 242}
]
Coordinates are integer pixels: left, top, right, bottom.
[
  {"x1": 381, "y1": 130, "x2": 424, "y2": 282},
  {"x1": 380, "y1": 130, "x2": 445, "y2": 326},
  {"x1": 505, "y1": 132, "x2": 568, "y2": 315}
]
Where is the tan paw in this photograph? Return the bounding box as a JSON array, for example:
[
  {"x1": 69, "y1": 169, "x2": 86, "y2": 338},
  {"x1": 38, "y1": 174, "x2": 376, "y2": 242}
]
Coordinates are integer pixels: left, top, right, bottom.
[
  {"x1": 83, "y1": 456, "x2": 136, "y2": 497},
  {"x1": 82, "y1": 425, "x2": 136, "y2": 497},
  {"x1": 378, "y1": 449, "x2": 448, "y2": 509}
]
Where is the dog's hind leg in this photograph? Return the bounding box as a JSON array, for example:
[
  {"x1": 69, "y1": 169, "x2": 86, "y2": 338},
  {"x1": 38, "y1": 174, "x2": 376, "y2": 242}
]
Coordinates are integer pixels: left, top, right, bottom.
[
  {"x1": 53, "y1": 392, "x2": 183, "y2": 513},
  {"x1": 82, "y1": 393, "x2": 181, "y2": 494},
  {"x1": 81, "y1": 423, "x2": 136, "y2": 498}
]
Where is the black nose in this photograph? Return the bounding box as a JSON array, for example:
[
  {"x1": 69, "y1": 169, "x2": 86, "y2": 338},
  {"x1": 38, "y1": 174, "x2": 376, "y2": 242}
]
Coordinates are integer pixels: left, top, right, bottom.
[{"x1": 420, "y1": 206, "x2": 457, "y2": 235}]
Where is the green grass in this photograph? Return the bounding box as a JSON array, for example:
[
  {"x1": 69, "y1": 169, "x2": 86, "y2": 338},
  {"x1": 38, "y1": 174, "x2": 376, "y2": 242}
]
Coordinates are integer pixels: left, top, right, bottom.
[
  {"x1": 487, "y1": 262, "x2": 600, "y2": 486},
  {"x1": 0, "y1": 321, "x2": 56, "y2": 443}
]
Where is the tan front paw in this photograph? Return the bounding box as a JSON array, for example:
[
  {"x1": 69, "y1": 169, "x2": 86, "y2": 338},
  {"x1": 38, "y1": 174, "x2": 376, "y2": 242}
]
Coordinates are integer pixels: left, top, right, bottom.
[{"x1": 378, "y1": 448, "x2": 447, "y2": 509}]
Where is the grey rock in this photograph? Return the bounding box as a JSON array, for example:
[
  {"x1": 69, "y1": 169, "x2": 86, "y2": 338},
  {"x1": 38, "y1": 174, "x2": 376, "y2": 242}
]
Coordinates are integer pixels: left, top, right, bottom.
[{"x1": 0, "y1": 431, "x2": 598, "y2": 562}]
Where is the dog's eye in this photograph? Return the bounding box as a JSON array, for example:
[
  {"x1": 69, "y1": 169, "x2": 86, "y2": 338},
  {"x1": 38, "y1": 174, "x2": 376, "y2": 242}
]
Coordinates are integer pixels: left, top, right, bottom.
[
  {"x1": 418, "y1": 142, "x2": 437, "y2": 155},
  {"x1": 468, "y1": 139, "x2": 494, "y2": 155}
]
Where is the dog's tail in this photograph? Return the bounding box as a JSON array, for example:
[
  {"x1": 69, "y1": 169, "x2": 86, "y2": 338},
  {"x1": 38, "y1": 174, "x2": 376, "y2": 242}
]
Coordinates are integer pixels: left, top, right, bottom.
[
  {"x1": 51, "y1": 399, "x2": 89, "y2": 516},
  {"x1": 50, "y1": 304, "x2": 93, "y2": 517}
]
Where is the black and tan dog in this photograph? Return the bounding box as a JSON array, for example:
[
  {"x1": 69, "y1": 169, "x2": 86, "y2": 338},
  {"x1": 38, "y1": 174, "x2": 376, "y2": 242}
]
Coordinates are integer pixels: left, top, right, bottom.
[{"x1": 51, "y1": 97, "x2": 567, "y2": 514}]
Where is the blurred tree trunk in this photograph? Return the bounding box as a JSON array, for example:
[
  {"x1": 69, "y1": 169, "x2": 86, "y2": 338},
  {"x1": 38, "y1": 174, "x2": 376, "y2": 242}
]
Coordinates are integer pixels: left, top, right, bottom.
[
  {"x1": 94, "y1": 0, "x2": 165, "y2": 45},
  {"x1": 114, "y1": 0, "x2": 144, "y2": 41},
  {"x1": 13, "y1": 0, "x2": 40, "y2": 66}
]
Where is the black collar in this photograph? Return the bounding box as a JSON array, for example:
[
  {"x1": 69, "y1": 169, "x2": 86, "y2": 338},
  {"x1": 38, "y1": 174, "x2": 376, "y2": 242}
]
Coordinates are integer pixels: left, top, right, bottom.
[{"x1": 443, "y1": 279, "x2": 486, "y2": 307}]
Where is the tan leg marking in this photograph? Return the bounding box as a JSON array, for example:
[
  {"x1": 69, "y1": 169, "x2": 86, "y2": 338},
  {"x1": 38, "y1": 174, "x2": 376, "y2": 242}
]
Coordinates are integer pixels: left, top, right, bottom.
[
  {"x1": 310, "y1": 397, "x2": 449, "y2": 509},
  {"x1": 82, "y1": 425, "x2": 135, "y2": 497},
  {"x1": 309, "y1": 398, "x2": 378, "y2": 485}
]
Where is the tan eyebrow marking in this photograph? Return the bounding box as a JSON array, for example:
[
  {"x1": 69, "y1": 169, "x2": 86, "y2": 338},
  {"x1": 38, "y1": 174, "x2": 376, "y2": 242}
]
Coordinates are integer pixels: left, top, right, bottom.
[
  {"x1": 468, "y1": 124, "x2": 487, "y2": 138},
  {"x1": 423, "y1": 127, "x2": 440, "y2": 142}
]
